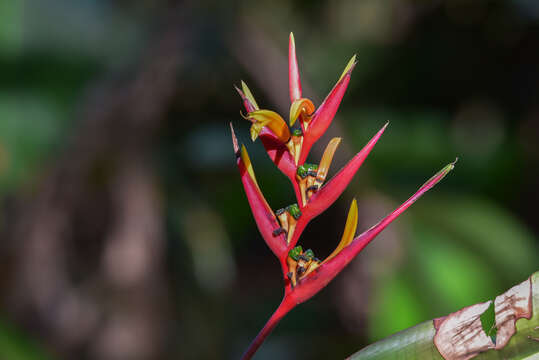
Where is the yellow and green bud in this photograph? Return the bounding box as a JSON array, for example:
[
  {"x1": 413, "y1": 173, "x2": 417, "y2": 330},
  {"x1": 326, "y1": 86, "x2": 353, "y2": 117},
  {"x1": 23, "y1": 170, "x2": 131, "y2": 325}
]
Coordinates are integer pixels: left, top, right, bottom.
[
  {"x1": 289, "y1": 246, "x2": 303, "y2": 261},
  {"x1": 286, "y1": 203, "x2": 301, "y2": 220}
]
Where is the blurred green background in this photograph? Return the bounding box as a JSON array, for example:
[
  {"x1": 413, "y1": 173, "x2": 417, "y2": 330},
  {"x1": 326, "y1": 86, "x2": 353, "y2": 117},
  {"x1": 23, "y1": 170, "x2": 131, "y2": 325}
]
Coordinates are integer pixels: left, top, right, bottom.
[{"x1": 0, "y1": 0, "x2": 538, "y2": 359}]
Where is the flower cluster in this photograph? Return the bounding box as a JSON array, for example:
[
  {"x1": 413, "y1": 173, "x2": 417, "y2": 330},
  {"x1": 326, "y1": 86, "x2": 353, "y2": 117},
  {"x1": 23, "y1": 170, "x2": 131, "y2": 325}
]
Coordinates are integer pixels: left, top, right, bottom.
[{"x1": 232, "y1": 33, "x2": 455, "y2": 360}]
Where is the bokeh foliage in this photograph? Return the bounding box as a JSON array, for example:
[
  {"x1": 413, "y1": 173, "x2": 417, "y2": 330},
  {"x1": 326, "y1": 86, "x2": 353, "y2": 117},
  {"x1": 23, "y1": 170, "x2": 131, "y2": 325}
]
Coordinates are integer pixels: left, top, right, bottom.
[{"x1": 0, "y1": 0, "x2": 538, "y2": 359}]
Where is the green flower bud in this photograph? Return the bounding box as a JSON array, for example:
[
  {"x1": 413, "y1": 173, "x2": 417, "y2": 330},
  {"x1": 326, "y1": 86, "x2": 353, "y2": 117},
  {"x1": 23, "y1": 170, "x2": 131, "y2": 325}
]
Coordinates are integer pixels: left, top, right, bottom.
[
  {"x1": 296, "y1": 164, "x2": 308, "y2": 178},
  {"x1": 292, "y1": 128, "x2": 303, "y2": 137},
  {"x1": 303, "y1": 249, "x2": 315, "y2": 260},
  {"x1": 297, "y1": 163, "x2": 318, "y2": 179},
  {"x1": 286, "y1": 203, "x2": 302, "y2": 220},
  {"x1": 289, "y1": 246, "x2": 303, "y2": 261}
]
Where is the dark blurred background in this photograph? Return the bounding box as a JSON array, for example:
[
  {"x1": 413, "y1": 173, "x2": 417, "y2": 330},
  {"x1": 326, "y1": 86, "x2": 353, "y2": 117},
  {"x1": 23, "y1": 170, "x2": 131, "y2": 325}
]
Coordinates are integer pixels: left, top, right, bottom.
[{"x1": 0, "y1": 0, "x2": 538, "y2": 359}]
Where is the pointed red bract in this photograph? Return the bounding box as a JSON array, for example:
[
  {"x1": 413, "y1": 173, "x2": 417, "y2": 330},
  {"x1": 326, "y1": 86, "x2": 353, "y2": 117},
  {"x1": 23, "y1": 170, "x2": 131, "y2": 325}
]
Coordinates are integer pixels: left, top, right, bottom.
[
  {"x1": 283, "y1": 124, "x2": 387, "y2": 251},
  {"x1": 289, "y1": 161, "x2": 456, "y2": 304},
  {"x1": 307, "y1": 123, "x2": 387, "y2": 219},
  {"x1": 235, "y1": 85, "x2": 257, "y2": 113},
  {"x1": 238, "y1": 162, "x2": 288, "y2": 257},
  {"x1": 231, "y1": 126, "x2": 288, "y2": 258},
  {"x1": 299, "y1": 67, "x2": 354, "y2": 164},
  {"x1": 289, "y1": 33, "x2": 302, "y2": 102}
]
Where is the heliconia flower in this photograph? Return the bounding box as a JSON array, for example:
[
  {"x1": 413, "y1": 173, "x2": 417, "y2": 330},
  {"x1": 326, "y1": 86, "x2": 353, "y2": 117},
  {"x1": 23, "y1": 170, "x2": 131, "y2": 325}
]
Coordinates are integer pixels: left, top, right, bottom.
[{"x1": 235, "y1": 34, "x2": 456, "y2": 360}]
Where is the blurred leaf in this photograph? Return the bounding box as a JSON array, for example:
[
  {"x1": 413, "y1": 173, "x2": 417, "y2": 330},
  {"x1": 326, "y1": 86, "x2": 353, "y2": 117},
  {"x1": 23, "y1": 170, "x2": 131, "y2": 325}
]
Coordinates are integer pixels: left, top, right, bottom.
[
  {"x1": 411, "y1": 224, "x2": 499, "y2": 311},
  {"x1": 415, "y1": 196, "x2": 538, "y2": 281},
  {"x1": 0, "y1": 93, "x2": 64, "y2": 190},
  {"x1": 368, "y1": 274, "x2": 424, "y2": 342},
  {"x1": 344, "y1": 108, "x2": 451, "y2": 172},
  {"x1": 0, "y1": 319, "x2": 51, "y2": 360},
  {"x1": 0, "y1": 0, "x2": 22, "y2": 55}
]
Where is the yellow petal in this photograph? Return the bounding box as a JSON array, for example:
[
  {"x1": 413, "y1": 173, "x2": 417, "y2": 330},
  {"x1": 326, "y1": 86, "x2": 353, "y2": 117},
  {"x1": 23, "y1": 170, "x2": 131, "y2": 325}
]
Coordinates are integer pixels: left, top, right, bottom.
[
  {"x1": 240, "y1": 145, "x2": 259, "y2": 187},
  {"x1": 315, "y1": 137, "x2": 341, "y2": 187},
  {"x1": 289, "y1": 98, "x2": 315, "y2": 126},
  {"x1": 247, "y1": 110, "x2": 290, "y2": 143},
  {"x1": 241, "y1": 81, "x2": 259, "y2": 110},
  {"x1": 323, "y1": 199, "x2": 358, "y2": 264},
  {"x1": 302, "y1": 260, "x2": 320, "y2": 278},
  {"x1": 250, "y1": 122, "x2": 267, "y2": 142},
  {"x1": 338, "y1": 54, "x2": 357, "y2": 83}
]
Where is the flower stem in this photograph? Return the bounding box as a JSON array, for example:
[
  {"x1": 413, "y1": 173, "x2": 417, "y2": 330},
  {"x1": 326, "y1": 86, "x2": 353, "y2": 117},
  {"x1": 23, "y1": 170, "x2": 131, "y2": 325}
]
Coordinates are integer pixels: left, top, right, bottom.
[{"x1": 241, "y1": 296, "x2": 295, "y2": 360}]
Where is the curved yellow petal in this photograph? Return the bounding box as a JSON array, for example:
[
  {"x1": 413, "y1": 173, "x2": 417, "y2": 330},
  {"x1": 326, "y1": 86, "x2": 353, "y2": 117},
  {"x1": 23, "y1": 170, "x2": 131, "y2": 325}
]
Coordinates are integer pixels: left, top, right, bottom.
[
  {"x1": 338, "y1": 54, "x2": 357, "y2": 83},
  {"x1": 250, "y1": 122, "x2": 267, "y2": 142},
  {"x1": 240, "y1": 145, "x2": 259, "y2": 188},
  {"x1": 241, "y1": 81, "x2": 259, "y2": 111},
  {"x1": 247, "y1": 110, "x2": 290, "y2": 143},
  {"x1": 301, "y1": 260, "x2": 319, "y2": 278},
  {"x1": 323, "y1": 199, "x2": 358, "y2": 264},
  {"x1": 289, "y1": 98, "x2": 315, "y2": 126},
  {"x1": 315, "y1": 137, "x2": 341, "y2": 187}
]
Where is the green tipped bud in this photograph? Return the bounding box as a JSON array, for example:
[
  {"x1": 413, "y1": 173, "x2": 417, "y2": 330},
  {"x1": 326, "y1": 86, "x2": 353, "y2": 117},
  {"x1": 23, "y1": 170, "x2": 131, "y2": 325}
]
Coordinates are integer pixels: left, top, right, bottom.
[
  {"x1": 289, "y1": 246, "x2": 303, "y2": 261},
  {"x1": 286, "y1": 203, "x2": 302, "y2": 220},
  {"x1": 296, "y1": 163, "x2": 318, "y2": 179},
  {"x1": 292, "y1": 128, "x2": 303, "y2": 137},
  {"x1": 304, "y1": 249, "x2": 315, "y2": 260},
  {"x1": 297, "y1": 164, "x2": 308, "y2": 178}
]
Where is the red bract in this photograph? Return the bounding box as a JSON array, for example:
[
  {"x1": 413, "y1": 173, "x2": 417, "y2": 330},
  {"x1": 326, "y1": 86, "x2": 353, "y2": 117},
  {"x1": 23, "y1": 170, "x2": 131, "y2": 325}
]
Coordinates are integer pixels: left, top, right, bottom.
[
  {"x1": 232, "y1": 34, "x2": 456, "y2": 360},
  {"x1": 304, "y1": 122, "x2": 387, "y2": 221},
  {"x1": 290, "y1": 161, "x2": 456, "y2": 305},
  {"x1": 288, "y1": 33, "x2": 302, "y2": 102},
  {"x1": 230, "y1": 124, "x2": 288, "y2": 259},
  {"x1": 298, "y1": 58, "x2": 356, "y2": 165}
]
